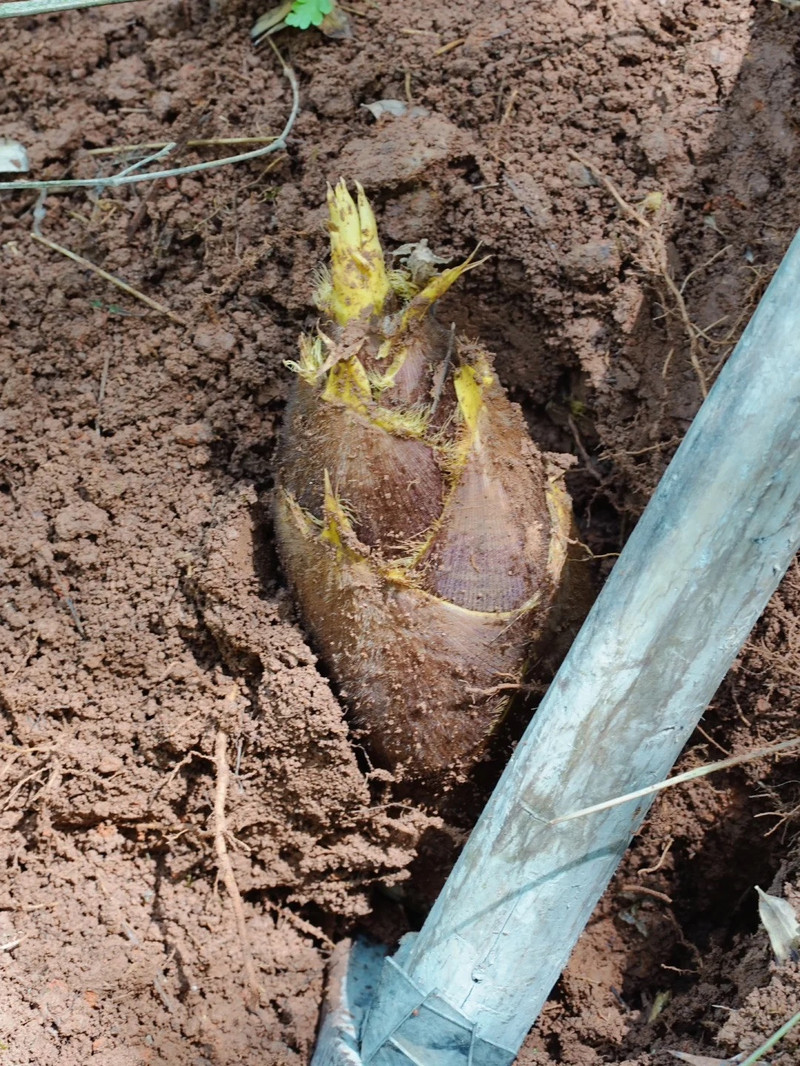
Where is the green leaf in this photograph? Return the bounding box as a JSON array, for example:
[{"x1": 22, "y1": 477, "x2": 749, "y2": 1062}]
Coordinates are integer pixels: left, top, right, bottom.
[{"x1": 285, "y1": 0, "x2": 333, "y2": 29}]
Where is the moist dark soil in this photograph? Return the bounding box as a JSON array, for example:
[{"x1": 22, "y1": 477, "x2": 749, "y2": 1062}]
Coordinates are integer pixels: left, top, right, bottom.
[{"x1": 2, "y1": 0, "x2": 800, "y2": 1063}]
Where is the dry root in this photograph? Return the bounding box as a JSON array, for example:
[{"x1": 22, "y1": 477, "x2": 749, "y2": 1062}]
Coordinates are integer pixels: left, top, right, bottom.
[{"x1": 212, "y1": 725, "x2": 263, "y2": 1010}]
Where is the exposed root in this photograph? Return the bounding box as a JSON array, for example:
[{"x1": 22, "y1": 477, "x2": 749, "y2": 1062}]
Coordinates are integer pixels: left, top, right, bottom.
[
  {"x1": 266, "y1": 901, "x2": 336, "y2": 951},
  {"x1": 0, "y1": 46, "x2": 299, "y2": 193},
  {"x1": 87, "y1": 136, "x2": 282, "y2": 157},
  {"x1": 213, "y1": 726, "x2": 263, "y2": 1010},
  {"x1": 149, "y1": 749, "x2": 212, "y2": 806},
  {"x1": 654, "y1": 265, "x2": 709, "y2": 398},
  {"x1": 619, "y1": 883, "x2": 673, "y2": 905},
  {"x1": 0, "y1": 741, "x2": 61, "y2": 816},
  {"x1": 31, "y1": 228, "x2": 184, "y2": 325},
  {"x1": 568, "y1": 150, "x2": 714, "y2": 398},
  {"x1": 638, "y1": 836, "x2": 674, "y2": 876},
  {"x1": 752, "y1": 772, "x2": 800, "y2": 839},
  {"x1": 3, "y1": 47, "x2": 299, "y2": 324},
  {"x1": 1, "y1": 765, "x2": 50, "y2": 812},
  {"x1": 565, "y1": 536, "x2": 621, "y2": 563}
]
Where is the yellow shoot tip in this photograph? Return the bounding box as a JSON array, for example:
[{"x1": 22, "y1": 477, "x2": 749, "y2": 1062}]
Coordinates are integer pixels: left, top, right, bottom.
[
  {"x1": 398, "y1": 247, "x2": 491, "y2": 333},
  {"x1": 321, "y1": 179, "x2": 390, "y2": 326}
]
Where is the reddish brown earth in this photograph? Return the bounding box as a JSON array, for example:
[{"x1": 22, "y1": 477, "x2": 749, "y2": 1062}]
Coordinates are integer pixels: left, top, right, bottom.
[{"x1": 2, "y1": 0, "x2": 800, "y2": 1062}]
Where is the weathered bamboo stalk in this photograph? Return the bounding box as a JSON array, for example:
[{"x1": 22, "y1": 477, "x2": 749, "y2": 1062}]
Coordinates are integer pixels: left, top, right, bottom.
[{"x1": 0, "y1": 0, "x2": 136, "y2": 17}]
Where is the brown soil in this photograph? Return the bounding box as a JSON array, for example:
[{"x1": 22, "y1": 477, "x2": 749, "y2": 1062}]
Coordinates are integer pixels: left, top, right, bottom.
[{"x1": 2, "y1": 0, "x2": 800, "y2": 1063}]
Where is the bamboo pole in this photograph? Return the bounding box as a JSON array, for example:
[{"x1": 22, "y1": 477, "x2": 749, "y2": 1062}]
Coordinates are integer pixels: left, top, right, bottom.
[
  {"x1": 0, "y1": 0, "x2": 138, "y2": 18},
  {"x1": 314, "y1": 229, "x2": 800, "y2": 1064}
]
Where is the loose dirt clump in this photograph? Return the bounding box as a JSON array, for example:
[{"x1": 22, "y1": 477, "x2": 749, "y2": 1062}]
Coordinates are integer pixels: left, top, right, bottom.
[{"x1": 2, "y1": 0, "x2": 800, "y2": 1063}]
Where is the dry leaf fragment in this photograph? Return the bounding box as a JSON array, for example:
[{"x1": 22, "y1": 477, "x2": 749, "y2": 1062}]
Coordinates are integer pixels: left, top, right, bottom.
[
  {"x1": 756, "y1": 885, "x2": 800, "y2": 963},
  {"x1": 0, "y1": 137, "x2": 29, "y2": 173},
  {"x1": 361, "y1": 99, "x2": 408, "y2": 119},
  {"x1": 390, "y1": 239, "x2": 451, "y2": 286},
  {"x1": 361, "y1": 100, "x2": 430, "y2": 121}
]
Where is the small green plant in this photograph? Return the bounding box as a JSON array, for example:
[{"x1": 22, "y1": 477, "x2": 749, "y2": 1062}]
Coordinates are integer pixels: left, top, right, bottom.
[
  {"x1": 251, "y1": 0, "x2": 347, "y2": 41},
  {"x1": 285, "y1": 0, "x2": 333, "y2": 29}
]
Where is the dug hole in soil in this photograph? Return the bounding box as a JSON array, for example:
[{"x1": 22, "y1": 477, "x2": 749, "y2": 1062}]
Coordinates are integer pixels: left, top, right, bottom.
[{"x1": 2, "y1": 0, "x2": 800, "y2": 1062}]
